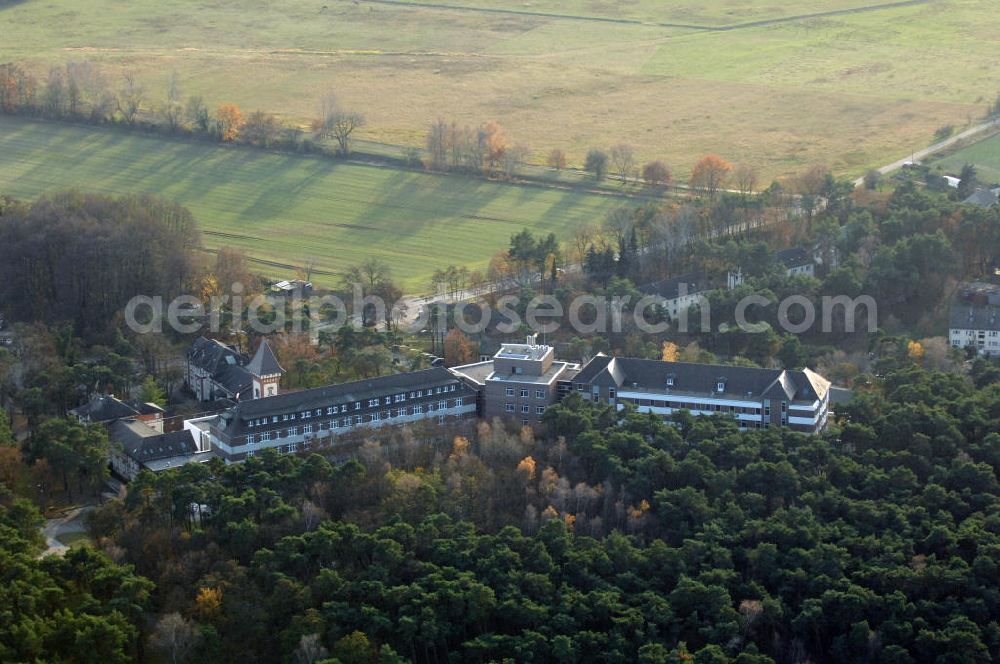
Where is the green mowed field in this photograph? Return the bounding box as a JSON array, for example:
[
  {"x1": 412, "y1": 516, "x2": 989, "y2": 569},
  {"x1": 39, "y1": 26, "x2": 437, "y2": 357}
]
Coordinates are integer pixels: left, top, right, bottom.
[
  {"x1": 0, "y1": 117, "x2": 619, "y2": 290},
  {"x1": 931, "y1": 133, "x2": 1000, "y2": 184},
  {"x1": 1, "y1": 0, "x2": 996, "y2": 180}
]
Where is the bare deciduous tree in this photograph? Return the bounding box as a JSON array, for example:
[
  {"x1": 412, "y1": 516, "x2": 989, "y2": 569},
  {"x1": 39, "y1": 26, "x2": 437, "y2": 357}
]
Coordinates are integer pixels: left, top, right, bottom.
[
  {"x1": 734, "y1": 163, "x2": 758, "y2": 199},
  {"x1": 427, "y1": 118, "x2": 449, "y2": 170},
  {"x1": 116, "y1": 71, "x2": 144, "y2": 124},
  {"x1": 610, "y1": 143, "x2": 635, "y2": 184},
  {"x1": 150, "y1": 613, "x2": 199, "y2": 664},
  {"x1": 316, "y1": 92, "x2": 364, "y2": 154},
  {"x1": 502, "y1": 143, "x2": 530, "y2": 178},
  {"x1": 294, "y1": 634, "x2": 329, "y2": 664},
  {"x1": 185, "y1": 95, "x2": 209, "y2": 132},
  {"x1": 572, "y1": 224, "x2": 596, "y2": 266},
  {"x1": 547, "y1": 148, "x2": 567, "y2": 171},
  {"x1": 161, "y1": 71, "x2": 183, "y2": 131}
]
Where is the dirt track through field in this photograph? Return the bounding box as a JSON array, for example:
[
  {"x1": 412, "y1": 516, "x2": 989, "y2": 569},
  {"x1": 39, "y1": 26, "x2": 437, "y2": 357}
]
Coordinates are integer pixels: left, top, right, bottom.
[{"x1": 363, "y1": 0, "x2": 931, "y2": 30}]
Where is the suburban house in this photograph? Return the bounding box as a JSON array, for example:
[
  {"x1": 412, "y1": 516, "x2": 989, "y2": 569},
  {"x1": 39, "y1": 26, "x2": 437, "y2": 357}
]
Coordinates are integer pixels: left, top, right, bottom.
[
  {"x1": 571, "y1": 354, "x2": 832, "y2": 434},
  {"x1": 949, "y1": 305, "x2": 1000, "y2": 355},
  {"x1": 451, "y1": 336, "x2": 580, "y2": 427},
  {"x1": 775, "y1": 247, "x2": 816, "y2": 278},
  {"x1": 70, "y1": 394, "x2": 164, "y2": 432},
  {"x1": 186, "y1": 337, "x2": 285, "y2": 402},
  {"x1": 962, "y1": 187, "x2": 1000, "y2": 209},
  {"x1": 108, "y1": 419, "x2": 213, "y2": 480},
  {"x1": 186, "y1": 366, "x2": 477, "y2": 462},
  {"x1": 949, "y1": 283, "x2": 1000, "y2": 356},
  {"x1": 640, "y1": 273, "x2": 713, "y2": 320}
]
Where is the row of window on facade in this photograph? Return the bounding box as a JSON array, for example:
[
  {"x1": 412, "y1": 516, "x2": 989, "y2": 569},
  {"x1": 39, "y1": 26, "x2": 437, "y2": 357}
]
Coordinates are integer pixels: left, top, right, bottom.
[
  {"x1": 246, "y1": 398, "x2": 465, "y2": 443},
  {"x1": 577, "y1": 380, "x2": 735, "y2": 396},
  {"x1": 504, "y1": 387, "x2": 547, "y2": 399},
  {"x1": 247, "y1": 440, "x2": 309, "y2": 456},
  {"x1": 504, "y1": 404, "x2": 546, "y2": 415},
  {"x1": 244, "y1": 384, "x2": 459, "y2": 428},
  {"x1": 619, "y1": 397, "x2": 791, "y2": 416}
]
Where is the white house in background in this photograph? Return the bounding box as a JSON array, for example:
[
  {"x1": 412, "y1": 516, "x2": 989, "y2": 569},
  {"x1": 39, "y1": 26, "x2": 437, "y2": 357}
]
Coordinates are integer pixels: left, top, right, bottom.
[
  {"x1": 775, "y1": 247, "x2": 816, "y2": 278},
  {"x1": 949, "y1": 305, "x2": 1000, "y2": 356},
  {"x1": 641, "y1": 273, "x2": 708, "y2": 320}
]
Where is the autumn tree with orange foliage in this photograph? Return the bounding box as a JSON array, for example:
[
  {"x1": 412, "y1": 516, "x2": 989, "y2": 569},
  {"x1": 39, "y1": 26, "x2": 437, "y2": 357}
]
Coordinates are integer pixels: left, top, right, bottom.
[
  {"x1": 661, "y1": 341, "x2": 679, "y2": 362},
  {"x1": 272, "y1": 333, "x2": 325, "y2": 388},
  {"x1": 216, "y1": 103, "x2": 244, "y2": 142},
  {"x1": 516, "y1": 455, "x2": 537, "y2": 482},
  {"x1": 194, "y1": 587, "x2": 223, "y2": 623},
  {"x1": 0, "y1": 63, "x2": 36, "y2": 113},
  {"x1": 443, "y1": 329, "x2": 477, "y2": 367},
  {"x1": 690, "y1": 154, "x2": 732, "y2": 202},
  {"x1": 479, "y1": 120, "x2": 509, "y2": 175}
]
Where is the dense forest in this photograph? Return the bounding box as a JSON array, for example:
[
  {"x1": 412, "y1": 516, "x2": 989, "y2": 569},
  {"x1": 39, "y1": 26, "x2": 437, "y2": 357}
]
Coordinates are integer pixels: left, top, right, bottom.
[
  {"x1": 0, "y1": 191, "x2": 199, "y2": 336},
  {"x1": 2, "y1": 357, "x2": 993, "y2": 662}
]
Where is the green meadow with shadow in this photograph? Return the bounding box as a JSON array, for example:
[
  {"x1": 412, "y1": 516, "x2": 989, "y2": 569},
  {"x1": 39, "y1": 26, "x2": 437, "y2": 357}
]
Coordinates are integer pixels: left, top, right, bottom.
[
  {"x1": 931, "y1": 132, "x2": 1000, "y2": 185},
  {"x1": 0, "y1": 116, "x2": 620, "y2": 290}
]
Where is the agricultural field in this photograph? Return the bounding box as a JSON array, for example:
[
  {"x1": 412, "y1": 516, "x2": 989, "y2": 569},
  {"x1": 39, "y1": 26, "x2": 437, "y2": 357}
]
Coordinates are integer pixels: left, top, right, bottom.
[
  {"x1": 930, "y1": 132, "x2": 1000, "y2": 184},
  {"x1": 0, "y1": 116, "x2": 621, "y2": 290},
  {"x1": 378, "y1": 0, "x2": 915, "y2": 27},
  {"x1": 2, "y1": 0, "x2": 997, "y2": 181}
]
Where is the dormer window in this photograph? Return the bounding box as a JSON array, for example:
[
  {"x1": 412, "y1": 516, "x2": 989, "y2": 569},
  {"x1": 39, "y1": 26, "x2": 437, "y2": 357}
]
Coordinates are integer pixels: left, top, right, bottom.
[
  {"x1": 716, "y1": 379, "x2": 726, "y2": 393},
  {"x1": 666, "y1": 375, "x2": 675, "y2": 388}
]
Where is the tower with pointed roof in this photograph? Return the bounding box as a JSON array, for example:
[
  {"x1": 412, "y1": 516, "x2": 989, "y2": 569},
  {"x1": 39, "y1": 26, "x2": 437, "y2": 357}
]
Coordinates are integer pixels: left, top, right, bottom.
[{"x1": 246, "y1": 339, "x2": 285, "y2": 399}]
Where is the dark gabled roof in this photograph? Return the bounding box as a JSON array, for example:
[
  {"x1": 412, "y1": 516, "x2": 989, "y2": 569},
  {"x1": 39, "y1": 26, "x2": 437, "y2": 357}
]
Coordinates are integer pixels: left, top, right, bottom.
[
  {"x1": 187, "y1": 336, "x2": 255, "y2": 397},
  {"x1": 573, "y1": 353, "x2": 613, "y2": 383},
  {"x1": 246, "y1": 339, "x2": 284, "y2": 377},
  {"x1": 614, "y1": 358, "x2": 785, "y2": 398},
  {"x1": 949, "y1": 304, "x2": 1000, "y2": 331},
  {"x1": 963, "y1": 188, "x2": 1000, "y2": 209},
  {"x1": 125, "y1": 400, "x2": 165, "y2": 416},
  {"x1": 188, "y1": 336, "x2": 244, "y2": 374},
  {"x1": 576, "y1": 356, "x2": 829, "y2": 403},
  {"x1": 214, "y1": 365, "x2": 254, "y2": 398},
  {"x1": 639, "y1": 272, "x2": 710, "y2": 300},
  {"x1": 775, "y1": 246, "x2": 812, "y2": 268},
  {"x1": 217, "y1": 367, "x2": 464, "y2": 436},
  {"x1": 110, "y1": 420, "x2": 198, "y2": 462},
  {"x1": 71, "y1": 395, "x2": 140, "y2": 423}
]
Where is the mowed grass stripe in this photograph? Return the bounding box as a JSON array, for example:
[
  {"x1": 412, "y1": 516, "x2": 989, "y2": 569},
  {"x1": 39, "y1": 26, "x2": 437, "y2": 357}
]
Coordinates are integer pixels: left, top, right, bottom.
[
  {"x1": 931, "y1": 132, "x2": 1000, "y2": 185},
  {"x1": 0, "y1": 117, "x2": 618, "y2": 290}
]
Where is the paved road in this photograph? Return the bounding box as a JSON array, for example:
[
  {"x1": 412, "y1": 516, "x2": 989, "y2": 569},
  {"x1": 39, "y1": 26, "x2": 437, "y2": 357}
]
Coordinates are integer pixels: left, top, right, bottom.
[
  {"x1": 854, "y1": 119, "x2": 1000, "y2": 186},
  {"x1": 40, "y1": 505, "x2": 93, "y2": 557}
]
